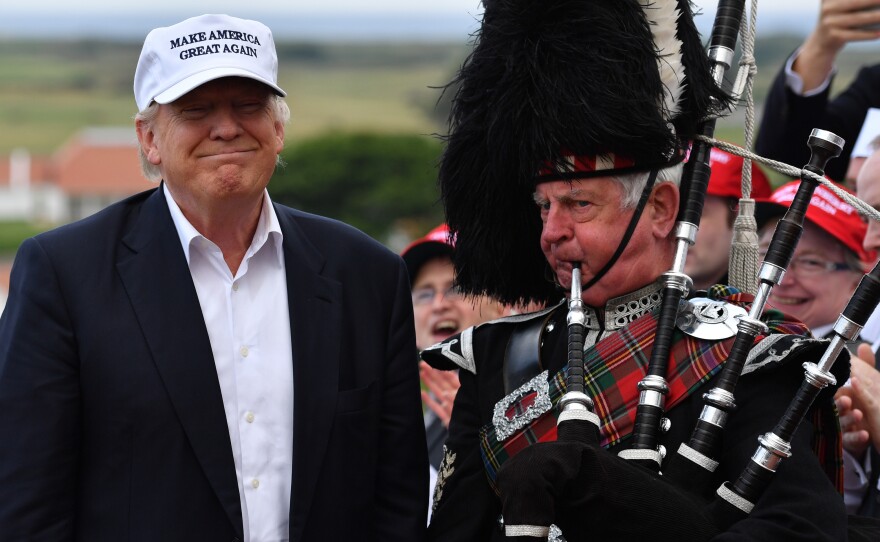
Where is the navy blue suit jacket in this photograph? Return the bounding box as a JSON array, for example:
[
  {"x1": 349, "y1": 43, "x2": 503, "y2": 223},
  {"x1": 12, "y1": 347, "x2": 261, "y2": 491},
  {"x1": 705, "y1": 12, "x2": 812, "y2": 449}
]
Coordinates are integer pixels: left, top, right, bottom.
[
  {"x1": 755, "y1": 59, "x2": 880, "y2": 183},
  {"x1": 0, "y1": 187, "x2": 428, "y2": 541}
]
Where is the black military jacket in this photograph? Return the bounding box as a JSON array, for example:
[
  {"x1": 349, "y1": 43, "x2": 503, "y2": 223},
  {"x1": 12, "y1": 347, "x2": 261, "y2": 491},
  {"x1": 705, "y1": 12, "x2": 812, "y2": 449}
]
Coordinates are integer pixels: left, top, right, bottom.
[{"x1": 423, "y1": 285, "x2": 847, "y2": 541}]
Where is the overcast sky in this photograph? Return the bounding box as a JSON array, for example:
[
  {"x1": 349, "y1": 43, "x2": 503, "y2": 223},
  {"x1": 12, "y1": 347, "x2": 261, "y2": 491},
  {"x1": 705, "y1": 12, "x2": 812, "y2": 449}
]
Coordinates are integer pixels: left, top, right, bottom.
[
  {"x1": 0, "y1": 1, "x2": 828, "y2": 40},
  {"x1": 3, "y1": 0, "x2": 816, "y2": 16}
]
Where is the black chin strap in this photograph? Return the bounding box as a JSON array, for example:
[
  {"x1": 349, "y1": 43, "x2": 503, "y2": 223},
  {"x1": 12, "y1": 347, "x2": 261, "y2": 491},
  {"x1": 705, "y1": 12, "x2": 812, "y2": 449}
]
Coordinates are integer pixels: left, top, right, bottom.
[{"x1": 581, "y1": 168, "x2": 660, "y2": 293}]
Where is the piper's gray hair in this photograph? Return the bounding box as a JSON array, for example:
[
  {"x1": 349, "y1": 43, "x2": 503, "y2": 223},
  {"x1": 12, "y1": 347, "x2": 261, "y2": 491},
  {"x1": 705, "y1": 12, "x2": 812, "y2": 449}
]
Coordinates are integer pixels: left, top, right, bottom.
[
  {"x1": 614, "y1": 162, "x2": 683, "y2": 209},
  {"x1": 134, "y1": 94, "x2": 291, "y2": 182}
]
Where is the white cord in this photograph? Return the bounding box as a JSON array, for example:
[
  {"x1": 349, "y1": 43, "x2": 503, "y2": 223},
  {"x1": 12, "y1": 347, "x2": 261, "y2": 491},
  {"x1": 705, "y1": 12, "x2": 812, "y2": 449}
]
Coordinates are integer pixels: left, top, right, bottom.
[{"x1": 699, "y1": 136, "x2": 880, "y2": 224}]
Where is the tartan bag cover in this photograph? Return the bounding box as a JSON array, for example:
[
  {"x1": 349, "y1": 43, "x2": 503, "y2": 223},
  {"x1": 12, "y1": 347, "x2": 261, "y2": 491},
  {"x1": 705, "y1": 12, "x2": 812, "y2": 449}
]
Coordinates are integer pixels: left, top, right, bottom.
[{"x1": 478, "y1": 286, "x2": 843, "y2": 494}]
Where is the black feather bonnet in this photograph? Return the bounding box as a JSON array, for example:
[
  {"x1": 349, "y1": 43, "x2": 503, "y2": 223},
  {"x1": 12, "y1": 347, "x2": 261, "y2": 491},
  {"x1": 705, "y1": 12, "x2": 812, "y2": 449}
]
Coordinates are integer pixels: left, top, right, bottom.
[{"x1": 439, "y1": 0, "x2": 729, "y2": 305}]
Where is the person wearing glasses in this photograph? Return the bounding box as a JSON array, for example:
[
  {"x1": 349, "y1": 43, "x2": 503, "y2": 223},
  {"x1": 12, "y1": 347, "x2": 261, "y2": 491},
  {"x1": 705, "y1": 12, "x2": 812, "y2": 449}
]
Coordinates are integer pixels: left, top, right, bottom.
[
  {"x1": 757, "y1": 181, "x2": 880, "y2": 519},
  {"x1": 402, "y1": 224, "x2": 507, "y2": 358},
  {"x1": 401, "y1": 223, "x2": 508, "y2": 520},
  {"x1": 757, "y1": 181, "x2": 873, "y2": 335}
]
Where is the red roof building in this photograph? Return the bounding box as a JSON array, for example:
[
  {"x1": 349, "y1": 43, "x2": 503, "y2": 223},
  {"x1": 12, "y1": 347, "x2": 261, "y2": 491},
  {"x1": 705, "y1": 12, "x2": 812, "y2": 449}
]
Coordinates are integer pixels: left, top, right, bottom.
[{"x1": 0, "y1": 127, "x2": 155, "y2": 308}]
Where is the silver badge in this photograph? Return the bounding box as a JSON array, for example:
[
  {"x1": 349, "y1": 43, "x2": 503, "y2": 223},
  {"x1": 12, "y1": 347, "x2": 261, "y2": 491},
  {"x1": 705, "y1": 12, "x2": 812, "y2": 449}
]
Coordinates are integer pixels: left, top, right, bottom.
[
  {"x1": 676, "y1": 298, "x2": 745, "y2": 340},
  {"x1": 432, "y1": 446, "x2": 457, "y2": 514}
]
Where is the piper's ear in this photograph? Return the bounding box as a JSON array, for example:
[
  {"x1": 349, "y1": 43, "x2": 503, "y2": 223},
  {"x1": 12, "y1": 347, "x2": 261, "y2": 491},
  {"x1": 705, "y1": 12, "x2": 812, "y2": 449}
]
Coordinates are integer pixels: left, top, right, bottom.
[{"x1": 648, "y1": 182, "x2": 679, "y2": 238}]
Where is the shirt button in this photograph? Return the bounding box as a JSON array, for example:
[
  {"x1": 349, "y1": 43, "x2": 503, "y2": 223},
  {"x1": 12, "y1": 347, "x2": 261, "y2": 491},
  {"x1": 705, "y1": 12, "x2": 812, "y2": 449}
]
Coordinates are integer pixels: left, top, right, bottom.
[
  {"x1": 240, "y1": 346, "x2": 249, "y2": 358},
  {"x1": 232, "y1": 283, "x2": 239, "y2": 292},
  {"x1": 251, "y1": 478, "x2": 260, "y2": 489},
  {"x1": 246, "y1": 412, "x2": 255, "y2": 423}
]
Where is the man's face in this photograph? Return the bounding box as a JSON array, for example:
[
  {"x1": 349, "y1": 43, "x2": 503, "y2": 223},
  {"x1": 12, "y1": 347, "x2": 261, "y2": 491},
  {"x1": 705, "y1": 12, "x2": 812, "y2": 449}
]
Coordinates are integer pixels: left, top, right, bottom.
[
  {"x1": 762, "y1": 222, "x2": 862, "y2": 329},
  {"x1": 136, "y1": 77, "x2": 284, "y2": 216},
  {"x1": 411, "y1": 257, "x2": 504, "y2": 350},
  {"x1": 534, "y1": 177, "x2": 676, "y2": 307},
  {"x1": 684, "y1": 195, "x2": 733, "y2": 290},
  {"x1": 856, "y1": 152, "x2": 880, "y2": 259}
]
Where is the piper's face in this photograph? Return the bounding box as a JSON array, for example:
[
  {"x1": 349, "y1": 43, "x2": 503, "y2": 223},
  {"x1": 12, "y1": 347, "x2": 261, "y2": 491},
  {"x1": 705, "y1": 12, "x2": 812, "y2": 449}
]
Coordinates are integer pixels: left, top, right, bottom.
[{"x1": 534, "y1": 177, "x2": 676, "y2": 307}]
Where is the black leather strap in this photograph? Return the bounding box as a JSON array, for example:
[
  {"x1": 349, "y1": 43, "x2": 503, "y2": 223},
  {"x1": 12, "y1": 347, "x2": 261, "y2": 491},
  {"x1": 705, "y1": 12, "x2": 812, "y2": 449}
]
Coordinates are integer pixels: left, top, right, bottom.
[{"x1": 503, "y1": 312, "x2": 555, "y2": 394}]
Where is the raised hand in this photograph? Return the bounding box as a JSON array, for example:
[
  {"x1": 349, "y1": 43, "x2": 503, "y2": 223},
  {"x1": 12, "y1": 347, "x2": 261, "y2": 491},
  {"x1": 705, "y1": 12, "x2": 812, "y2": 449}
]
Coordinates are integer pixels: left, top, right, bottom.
[
  {"x1": 419, "y1": 361, "x2": 460, "y2": 427},
  {"x1": 795, "y1": 0, "x2": 880, "y2": 91},
  {"x1": 847, "y1": 343, "x2": 880, "y2": 453}
]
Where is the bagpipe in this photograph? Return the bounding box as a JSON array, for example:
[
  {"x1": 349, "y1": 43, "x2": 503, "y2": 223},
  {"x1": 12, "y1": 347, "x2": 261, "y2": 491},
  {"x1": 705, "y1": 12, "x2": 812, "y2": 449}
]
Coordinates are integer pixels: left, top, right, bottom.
[{"x1": 490, "y1": 0, "x2": 880, "y2": 540}]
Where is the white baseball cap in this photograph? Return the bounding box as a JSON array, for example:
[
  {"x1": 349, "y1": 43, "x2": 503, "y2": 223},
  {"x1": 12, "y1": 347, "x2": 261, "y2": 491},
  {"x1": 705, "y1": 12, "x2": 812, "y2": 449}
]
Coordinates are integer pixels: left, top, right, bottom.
[{"x1": 133, "y1": 13, "x2": 286, "y2": 111}]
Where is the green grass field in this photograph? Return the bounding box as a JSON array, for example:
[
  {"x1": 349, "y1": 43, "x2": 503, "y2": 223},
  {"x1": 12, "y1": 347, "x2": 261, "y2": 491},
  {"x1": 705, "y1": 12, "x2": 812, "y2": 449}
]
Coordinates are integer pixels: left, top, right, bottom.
[
  {"x1": 2, "y1": 36, "x2": 879, "y2": 156},
  {"x1": 0, "y1": 39, "x2": 462, "y2": 154},
  {"x1": 1, "y1": 36, "x2": 879, "y2": 155}
]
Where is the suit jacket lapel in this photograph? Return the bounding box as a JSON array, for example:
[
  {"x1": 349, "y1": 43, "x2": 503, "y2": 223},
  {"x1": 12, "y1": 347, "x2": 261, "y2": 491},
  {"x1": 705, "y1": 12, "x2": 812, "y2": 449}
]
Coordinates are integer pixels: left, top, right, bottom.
[
  {"x1": 116, "y1": 187, "x2": 244, "y2": 537},
  {"x1": 275, "y1": 207, "x2": 342, "y2": 541}
]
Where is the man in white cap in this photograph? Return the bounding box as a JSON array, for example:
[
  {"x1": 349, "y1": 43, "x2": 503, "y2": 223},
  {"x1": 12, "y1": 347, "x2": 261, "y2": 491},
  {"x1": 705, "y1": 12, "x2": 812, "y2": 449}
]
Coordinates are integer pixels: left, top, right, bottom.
[{"x1": 0, "y1": 14, "x2": 427, "y2": 541}]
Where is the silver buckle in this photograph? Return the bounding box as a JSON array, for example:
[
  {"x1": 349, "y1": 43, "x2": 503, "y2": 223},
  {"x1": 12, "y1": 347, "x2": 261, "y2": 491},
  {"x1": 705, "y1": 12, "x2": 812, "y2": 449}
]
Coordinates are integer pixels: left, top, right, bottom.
[{"x1": 493, "y1": 370, "x2": 552, "y2": 441}]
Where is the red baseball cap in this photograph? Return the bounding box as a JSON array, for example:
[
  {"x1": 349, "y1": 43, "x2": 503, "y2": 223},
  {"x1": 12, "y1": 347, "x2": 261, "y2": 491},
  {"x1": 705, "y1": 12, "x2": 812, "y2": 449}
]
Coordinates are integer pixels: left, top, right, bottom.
[
  {"x1": 707, "y1": 147, "x2": 772, "y2": 199},
  {"x1": 756, "y1": 181, "x2": 874, "y2": 264},
  {"x1": 400, "y1": 224, "x2": 455, "y2": 282}
]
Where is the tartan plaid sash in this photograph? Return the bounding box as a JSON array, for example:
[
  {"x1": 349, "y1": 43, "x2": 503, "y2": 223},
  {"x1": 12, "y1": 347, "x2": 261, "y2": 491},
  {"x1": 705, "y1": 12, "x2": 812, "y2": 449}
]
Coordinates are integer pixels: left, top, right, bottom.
[{"x1": 479, "y1": 287, "x2": 843, "y2": 494}]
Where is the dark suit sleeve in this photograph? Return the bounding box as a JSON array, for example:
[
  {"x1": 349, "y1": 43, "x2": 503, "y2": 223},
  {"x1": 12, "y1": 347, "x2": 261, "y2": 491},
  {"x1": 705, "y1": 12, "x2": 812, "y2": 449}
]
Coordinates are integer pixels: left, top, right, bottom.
[
  {"x1": 755, "y1": 57, "x2": 880, "y2": 183},
  {"x1": 373, "y1": 259, "x2": 429, "y2": 541},
  {"x1": 0, "y1": 238, "x2": 79, "y2": 540},
  {"x1": 755, "y1": 57, "x2": 834, "y2": 179},
  {"x1": 822, "y1": 64, "x2": 880, "y2": 180}
]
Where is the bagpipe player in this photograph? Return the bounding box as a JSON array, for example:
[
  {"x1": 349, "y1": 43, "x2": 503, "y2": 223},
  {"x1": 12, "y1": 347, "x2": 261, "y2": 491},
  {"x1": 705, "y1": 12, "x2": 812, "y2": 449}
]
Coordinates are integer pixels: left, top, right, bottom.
[{"x1": 422, "y1": 0, "x2": 849, "y2": 540}]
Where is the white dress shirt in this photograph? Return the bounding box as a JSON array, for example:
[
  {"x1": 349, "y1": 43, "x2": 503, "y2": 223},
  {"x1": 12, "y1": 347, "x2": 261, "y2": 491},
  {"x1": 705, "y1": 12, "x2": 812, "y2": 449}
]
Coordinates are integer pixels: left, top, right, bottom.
[
  {"x1": 783, "y1": 47, "x2": 835, "y2": 97},
  {"x1": 164, "y1": 186, "x2": 294, "y2": 542}
]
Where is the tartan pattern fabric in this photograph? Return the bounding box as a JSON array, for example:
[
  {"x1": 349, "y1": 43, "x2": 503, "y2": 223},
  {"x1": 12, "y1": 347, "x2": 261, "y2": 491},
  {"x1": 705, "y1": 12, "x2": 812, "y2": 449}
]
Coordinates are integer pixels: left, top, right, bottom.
[
  {"x1": 479, "y1": 288, "x2": 843, "y2": 494},
  {"x1": 811, "y1": 399, "x2": 845, "y2": 494},
  {"x1": 538, "y1": 153, "x2": 637, "y2": 177}
]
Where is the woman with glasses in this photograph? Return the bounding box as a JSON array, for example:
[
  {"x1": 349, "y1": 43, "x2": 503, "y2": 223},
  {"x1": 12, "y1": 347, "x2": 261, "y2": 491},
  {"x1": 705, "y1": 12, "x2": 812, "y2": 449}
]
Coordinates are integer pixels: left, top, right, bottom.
[
  {"x1": 757, "y1": 181, "x2": 873, "y2": 333},
  {"x1": 403, "y1": 224, "x2": 507, "y2": 355},
  {"x1": 400, "y1": 223, "x2": 508, "y2": 521},
  {"x1": 758, "y1": 180, "x2": 878, "y2": 518}
]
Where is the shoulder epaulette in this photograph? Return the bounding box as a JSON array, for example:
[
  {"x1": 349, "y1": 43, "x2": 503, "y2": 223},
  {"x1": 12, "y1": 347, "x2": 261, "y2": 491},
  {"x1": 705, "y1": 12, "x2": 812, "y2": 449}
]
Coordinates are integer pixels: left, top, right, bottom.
[
  {"x1": 420, "y1": 302, "x2": 562, "y2": 374},
  {"x1": 743, "y1": 334, "x2": 830, "y2": 376}
]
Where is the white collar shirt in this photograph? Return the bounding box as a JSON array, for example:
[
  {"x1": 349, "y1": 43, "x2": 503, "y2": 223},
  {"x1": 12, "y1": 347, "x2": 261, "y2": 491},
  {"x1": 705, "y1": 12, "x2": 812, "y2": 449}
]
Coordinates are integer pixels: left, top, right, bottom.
[{"x1": 164, "y1": 185, "x2": 294, "y2": 542}]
